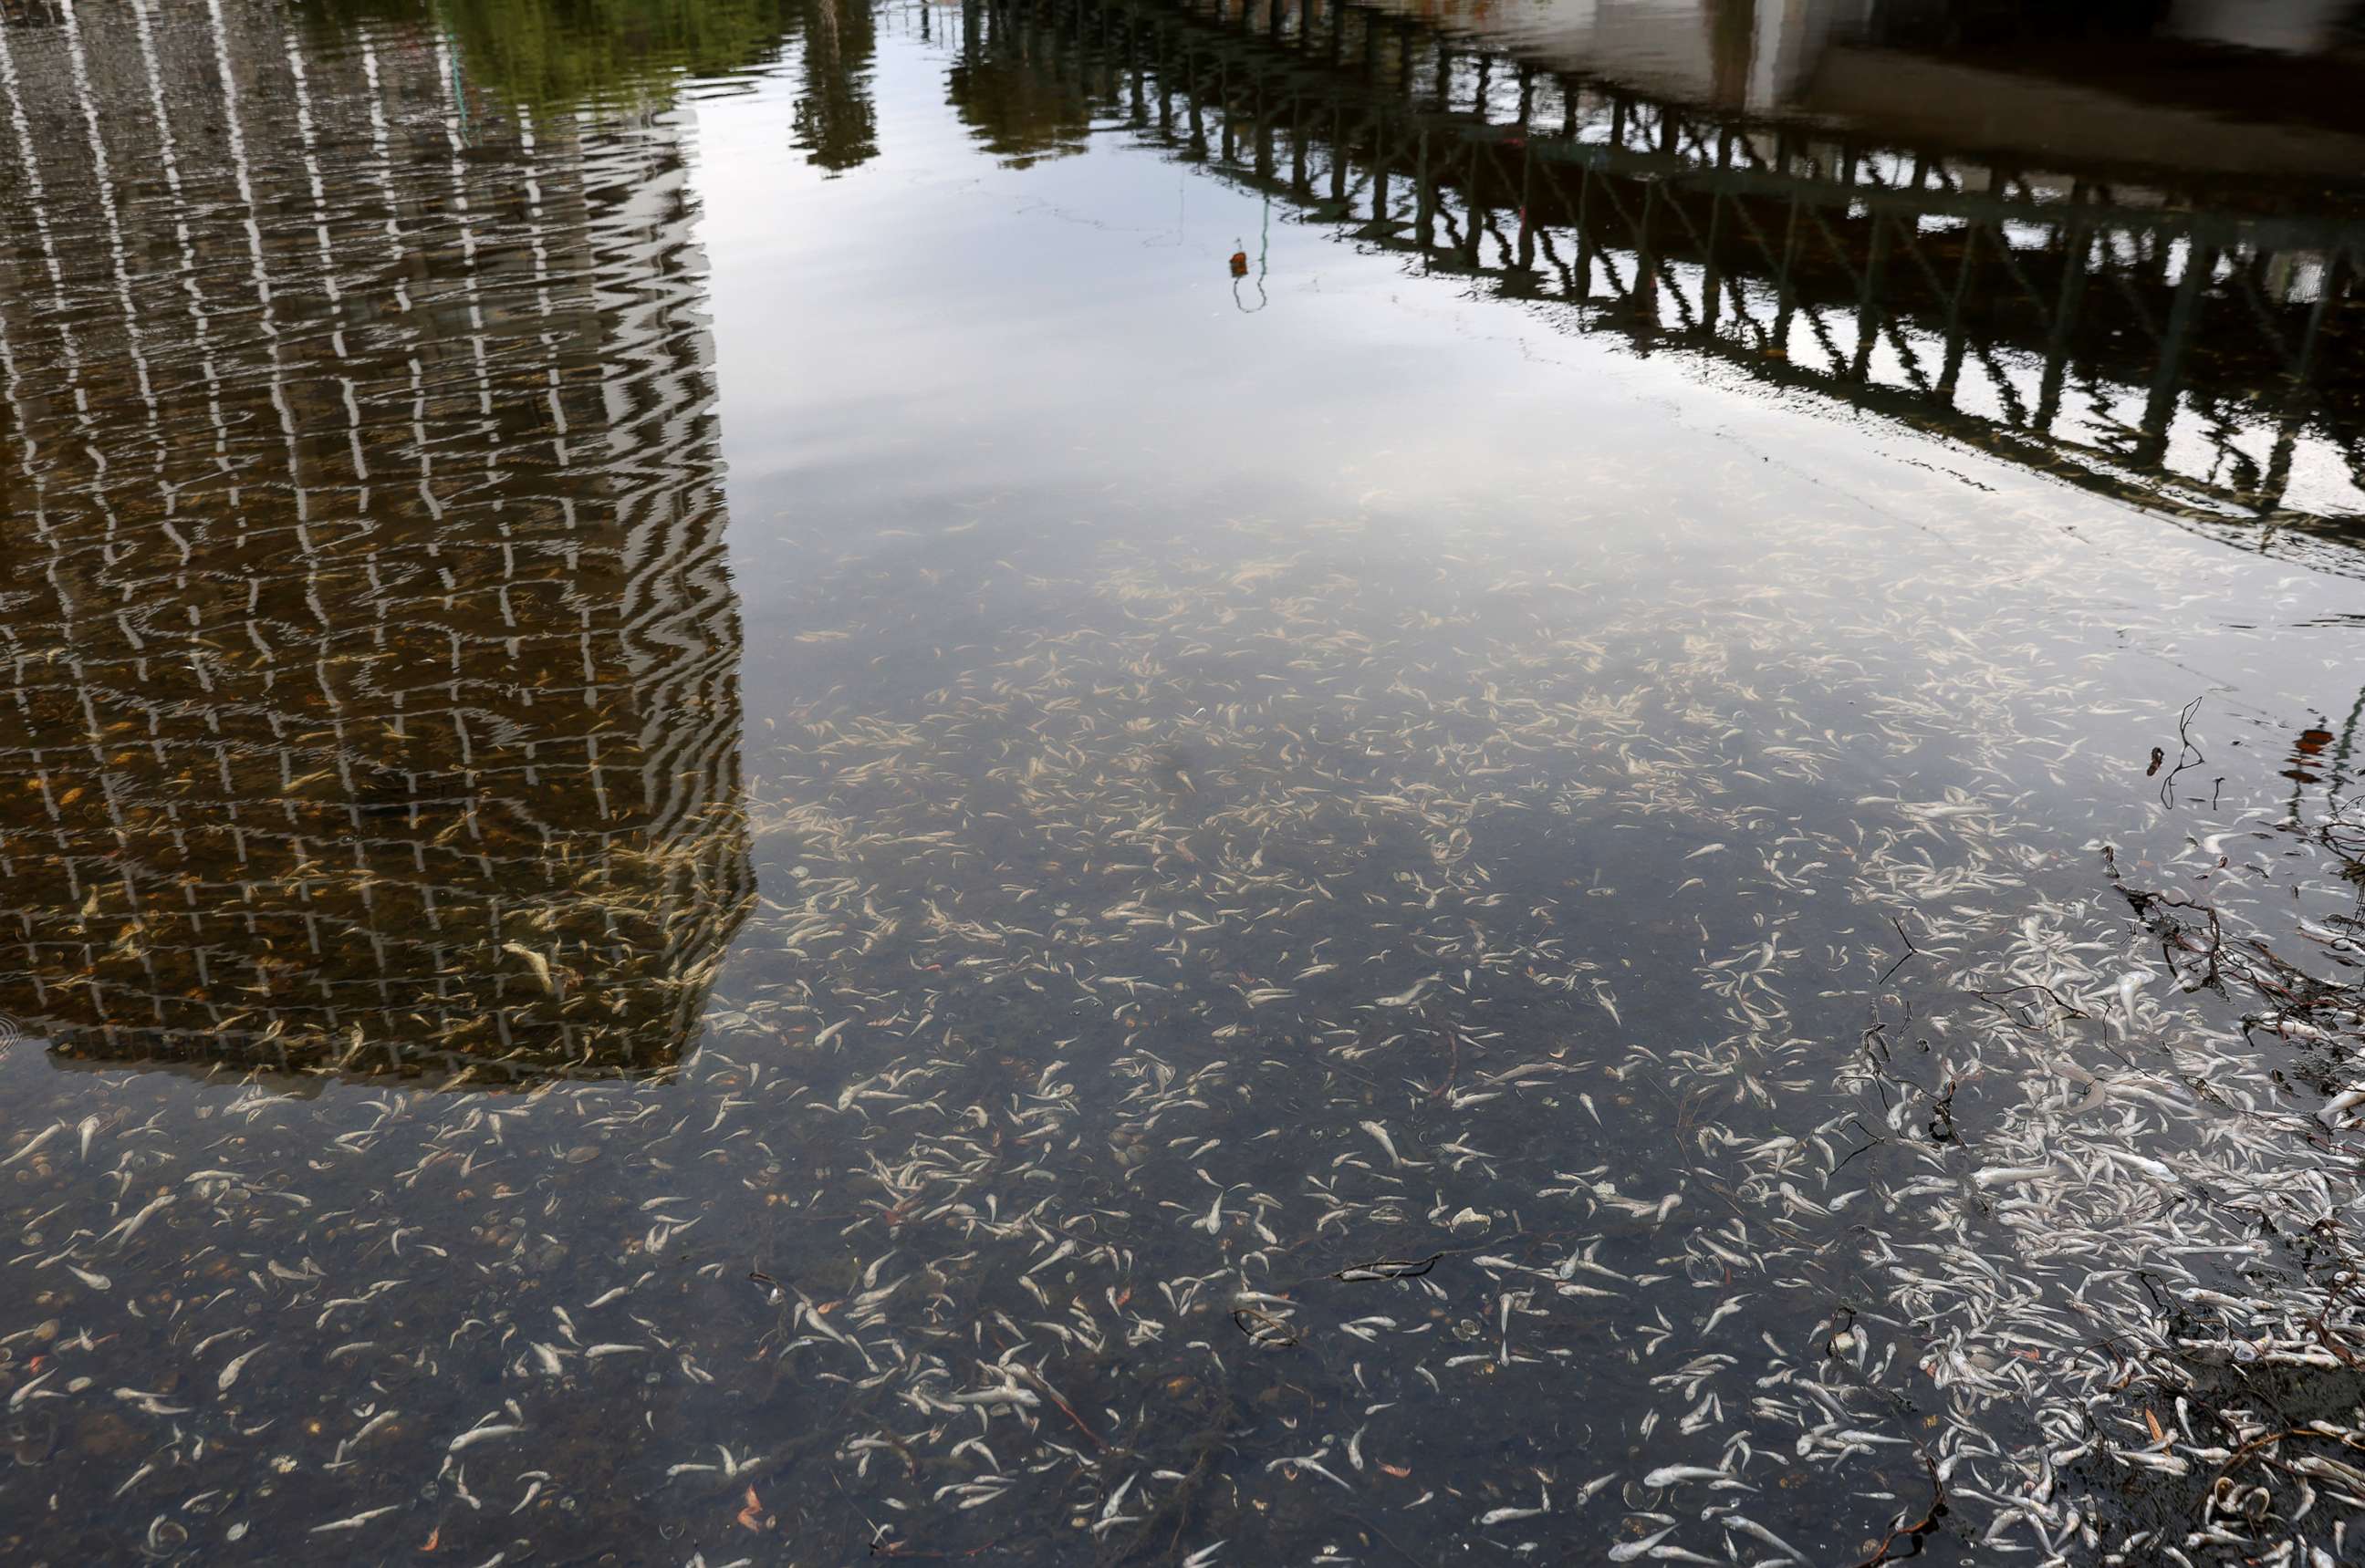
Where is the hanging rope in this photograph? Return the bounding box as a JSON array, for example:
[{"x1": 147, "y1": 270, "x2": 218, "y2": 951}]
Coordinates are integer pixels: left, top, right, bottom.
[{"x1": 1231, "y1": 192, "x2": 1270, "y2": 313}]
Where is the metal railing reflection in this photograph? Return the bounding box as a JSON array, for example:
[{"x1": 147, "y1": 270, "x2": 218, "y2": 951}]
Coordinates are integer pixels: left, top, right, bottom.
[{"x1": 965, "y1": 0, "x2": 2365, "y2": 573}]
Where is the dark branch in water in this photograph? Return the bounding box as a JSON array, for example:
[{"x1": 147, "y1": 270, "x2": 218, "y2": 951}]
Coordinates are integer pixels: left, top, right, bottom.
[
  {"x1": 1879, "y1": 916, "x2": 1922, "y2": 985},
  {"x1": 1820, "y1": 1309, "x2": 1949, "y2": 1567},
  {"x1": 1851, "y1": 1454, "x2": 1947, "y2": 1568},
  {"x1": 2159, "y1": 695, "x2": 2208, "y2": 807},
  {"x1": 1973, "y1": 982, "x2": 2091, "y2": 1029}
]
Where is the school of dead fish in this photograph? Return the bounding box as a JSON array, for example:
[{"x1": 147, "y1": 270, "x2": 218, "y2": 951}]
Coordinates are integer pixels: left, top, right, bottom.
[
  {"x1": 3, "y1": 468, "x2": 2358, "y2": 1565},
  {"x1": 0, "y1": 1, "x2": 2360, "y2": 1565}
]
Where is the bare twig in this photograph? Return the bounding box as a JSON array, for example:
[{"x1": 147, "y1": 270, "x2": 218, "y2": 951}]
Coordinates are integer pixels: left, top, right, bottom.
[
  {"x1": 1880, "y1": 915, "x2": 1922, "y2": 985},
  {"x1": 2159, "y1": 695, "x2": 2207, "y2": 806}
]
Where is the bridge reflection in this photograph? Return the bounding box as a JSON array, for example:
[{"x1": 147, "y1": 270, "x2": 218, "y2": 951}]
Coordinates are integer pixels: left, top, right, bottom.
[{"x1": 963, "y1": 0, "x2": 2365, "y2": 572}]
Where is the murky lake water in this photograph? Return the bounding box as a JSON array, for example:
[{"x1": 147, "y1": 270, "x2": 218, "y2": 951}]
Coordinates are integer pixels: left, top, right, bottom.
[{"x1": 3, "y1": 1, "x2": 2363, "y2": 1563}]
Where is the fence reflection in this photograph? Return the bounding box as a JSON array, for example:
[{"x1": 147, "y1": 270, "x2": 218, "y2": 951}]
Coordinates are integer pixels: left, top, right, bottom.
[{"x1": 965, "y1": 0, "x2": 2365, "y2": 572}]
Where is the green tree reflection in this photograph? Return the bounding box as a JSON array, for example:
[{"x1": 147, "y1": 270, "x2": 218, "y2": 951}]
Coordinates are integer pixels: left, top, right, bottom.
[
  {"x1": 792, "y1": 0, "x2": 880, "y2": 172},
  {"x1": 945, "y1": 53, "x2": 1093, "y2": 168},
  {"x1": 314, "y1": 0, "x2": 793, "y2": 110}
]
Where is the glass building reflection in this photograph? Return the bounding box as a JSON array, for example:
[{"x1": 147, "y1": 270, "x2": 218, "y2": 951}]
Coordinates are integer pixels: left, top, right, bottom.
[{"x1": 0, "y1": 0, "x2": 751, "y2": 1084}]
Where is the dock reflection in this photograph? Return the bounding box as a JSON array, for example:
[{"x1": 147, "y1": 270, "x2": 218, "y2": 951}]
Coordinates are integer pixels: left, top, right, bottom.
[{"x1": 959, "y1": 0, "x2": 2365, "y2": 573}]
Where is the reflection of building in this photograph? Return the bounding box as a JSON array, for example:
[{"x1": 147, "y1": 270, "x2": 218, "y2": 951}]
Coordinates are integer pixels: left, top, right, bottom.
[
  {"x1": 0, "y1": 0, "x2": 750, "y2": 1083},
  {"x1": 973, "y1": 0, "x2": 2365, "y2": 568}
]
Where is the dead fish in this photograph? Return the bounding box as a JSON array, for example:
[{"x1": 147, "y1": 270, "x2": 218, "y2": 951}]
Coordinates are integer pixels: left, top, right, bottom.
[
  {"x1": 1642, "y1": 1463, "x2": 1750, "y2": 1490},
  {"x1": 448, "y1": 1423, "x2": 525, "y2": 1453},
  {"x1": 1972, "y1": 1165, "x2": 2053, "y2": 1189},
  {"x1": 1359, "y1": 1120, "x2": 1422, "y2": 1168},
  {"x1": 2, "y1": 1124, "x2": 58, "y2": 1167},
  {"x1": 1335, "y1": 1253, "x2": 1443, "y2": 1282},
  {"x1": 500, "y1": 941, "x2": 556, "y2": 994},
  {"x1": 308, "y1": 1505, "x2": 403, "y2": 1534},
  {"x1": 1371, "y1": 975, "x2": 1441, "y2": 1008},
  {"x1": 1609, "y1": 1526, "x2": 1676, "y2": 1562},
  {"x1": 1480, "y1": 1481, "x2": 1550, "y2": 1524},
  {"x1": 217, "y1": 1345, "x2": 265, "y2": 1392}
]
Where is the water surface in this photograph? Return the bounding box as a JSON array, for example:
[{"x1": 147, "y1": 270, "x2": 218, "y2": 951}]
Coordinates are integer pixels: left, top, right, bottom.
[{"x1": 2, "y1": 2, "x2": 2362, "y2": 1563}]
